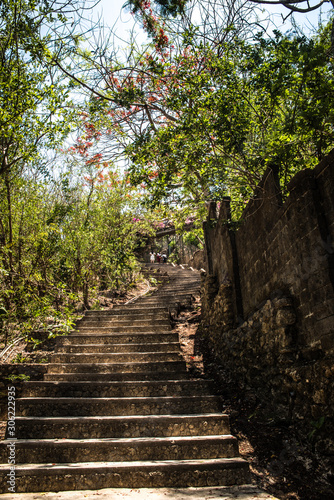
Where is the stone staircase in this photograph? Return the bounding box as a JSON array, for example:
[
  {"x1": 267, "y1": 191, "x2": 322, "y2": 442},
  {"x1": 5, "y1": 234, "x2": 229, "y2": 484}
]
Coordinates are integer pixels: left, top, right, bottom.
[{"x1": 0, "y1": 264, "x2": 250, "y2": 493}]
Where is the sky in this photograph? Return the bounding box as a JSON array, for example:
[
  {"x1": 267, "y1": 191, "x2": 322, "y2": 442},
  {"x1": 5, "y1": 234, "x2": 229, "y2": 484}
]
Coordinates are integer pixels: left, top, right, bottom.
[{"x1": 92, "y1": 0, "x2": 146, "y2": 47}]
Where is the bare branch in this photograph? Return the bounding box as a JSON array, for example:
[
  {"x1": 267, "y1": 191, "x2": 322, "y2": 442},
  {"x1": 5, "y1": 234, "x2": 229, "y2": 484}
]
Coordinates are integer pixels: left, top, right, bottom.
[{"x1": 248, "y1": 0, "x2": 332, "y2": 13}]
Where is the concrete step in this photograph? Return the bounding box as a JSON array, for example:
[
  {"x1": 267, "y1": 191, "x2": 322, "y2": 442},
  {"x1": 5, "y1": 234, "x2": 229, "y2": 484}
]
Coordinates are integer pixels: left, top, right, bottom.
[
  {"x1": 13, "y1": 413, "x2": 230, "y2": 439},
  {"x1": 148, "y1": 293, "x2": 198, "y2": 299},
  {"x1": 46, "y1": 360, "x2": 187, "y2": 374},
  {"x1": 144, "y1": 291, "x2": 197, "y2": 298},
  {"x1": 159, "y1": 285, "x2": 200, "y2": 289},
  {"x1": 134, "y1": 301, "x2": 193, "y2": 310},
  {"x1": 0, "y1": 435, "x2": 239, "y2": 463},
  {"x1": 74, "y1": 326, "x2": 172, "y2": 333},
  {"x1": 57, "y1": 331, "x2": 179, "y2": 345},
  {"x1": 43, "y1": 371, "x2": 191, "y2": 382},
  {"x1": 81, "y1": 309, "x2": 170, "y2": 320},
  {"x1": 150, "y1": 282, "x2": 199, "y2": 287},
  {"x1": 20, "y1": 379, "x2": 210, "y2": 398},
  {"x1": 50, "y1": 352, "x2": 183, "y2": 364},
  {"x1": 17, "y1": 395, "x2": 223, "y2": 417},
  {"x1": 0, "y1": 458, "x2": 250, "y2": 492},
  {"x1": 134, "y1": 296, "x2": 193, "y2": 304},
  {"x1": 138, "y1": 294, "x2": 195, "y2": 308},
  {"x1": 78, "y1": 313, "x2": 169, "y2": 321},
  {"x1": 75, "y1": 320, "x2": 171, "y2": 328},
  {"x1": 56, "y1": 342, "x2": 180, "y2": 354},
  {"x1": 88, "y1": 302, "x2": 188, "y2": 314},
  {"x1": 144, "y1": 290, "x2": 199, "y2": 296},
  {"x1": 58, "y1": 332, "x2": 179, "y2": 345},
  {"x1": 149, "y1": 285, "x2": 199, "y2": 291},
  {"x1": 85, "y1": 306, "x2": 169, "y2": 316}
]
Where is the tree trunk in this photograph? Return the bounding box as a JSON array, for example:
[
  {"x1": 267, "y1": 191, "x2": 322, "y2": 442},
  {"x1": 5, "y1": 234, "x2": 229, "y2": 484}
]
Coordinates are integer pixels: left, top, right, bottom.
[
  {"x1": 4, "y1": 174, "x2": 14, "y2": 278},
  {"x1": 83, "y1": 272, "x2": 90, "y2": 310}
]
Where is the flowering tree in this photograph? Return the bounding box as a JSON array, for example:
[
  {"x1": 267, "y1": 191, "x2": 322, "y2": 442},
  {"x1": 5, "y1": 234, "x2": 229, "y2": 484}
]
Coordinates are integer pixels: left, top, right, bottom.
[
  {"x1": 60, "y1": 0, "x2": 263, "y2": 212},
  {"x1": 63, "y1": 2, "x2": 334, "y2": 221}
]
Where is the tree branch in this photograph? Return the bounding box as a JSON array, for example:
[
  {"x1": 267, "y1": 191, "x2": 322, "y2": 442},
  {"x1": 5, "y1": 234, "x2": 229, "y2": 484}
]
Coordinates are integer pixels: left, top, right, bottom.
[{"x1": 248, "y1": 0, "x2": 331, "y2": 13}]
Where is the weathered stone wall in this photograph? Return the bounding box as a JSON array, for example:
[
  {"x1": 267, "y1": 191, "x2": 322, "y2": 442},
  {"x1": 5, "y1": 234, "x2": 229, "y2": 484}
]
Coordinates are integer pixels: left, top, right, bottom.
[
  {"x1": 188, "y1": 250, "x2": 206, "y2": 270},
  {"x1": 201, "y1": 150, "x2": 334, "y2": 450},
  {"x1": 205, "y1": 150, "x2": 334, "y2": 353},
  {"x1": 236, "y1": 163, "x2": 334, "y2": 352}
]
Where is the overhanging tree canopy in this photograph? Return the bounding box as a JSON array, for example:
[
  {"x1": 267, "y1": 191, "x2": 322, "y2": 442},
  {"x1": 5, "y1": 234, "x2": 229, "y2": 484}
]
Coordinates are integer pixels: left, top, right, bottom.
[{"x1": 65, "y1": 10, "x2": 334, "y2": 218}]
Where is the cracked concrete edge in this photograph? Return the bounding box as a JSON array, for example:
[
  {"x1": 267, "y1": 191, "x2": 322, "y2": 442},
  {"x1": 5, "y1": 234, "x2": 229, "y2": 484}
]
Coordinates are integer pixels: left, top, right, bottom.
[{"x1": 1, "y1": 485, "x2": 280, "y2": 499}]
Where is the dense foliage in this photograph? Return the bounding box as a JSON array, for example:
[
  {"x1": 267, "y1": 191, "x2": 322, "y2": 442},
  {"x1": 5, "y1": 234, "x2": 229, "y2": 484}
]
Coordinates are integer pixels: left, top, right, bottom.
[
  {"x1": 1, "y1": 0, "x2": 333, "y2": 347},
  {"x1": 0, "y1": 0, "x2": 155, "y2": 347},
  {"x1": 0, "y1": 170, "x2": 155, "y2": 345}
]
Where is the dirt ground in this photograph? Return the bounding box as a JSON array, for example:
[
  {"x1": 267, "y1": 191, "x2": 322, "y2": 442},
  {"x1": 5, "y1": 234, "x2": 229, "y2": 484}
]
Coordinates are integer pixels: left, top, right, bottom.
[
  {"x1": 174, "y1": 301, "x2": 334, "y2": 500},
  {"x1": 0, "y1": 485, "x2": 280, "y2": 500}
]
